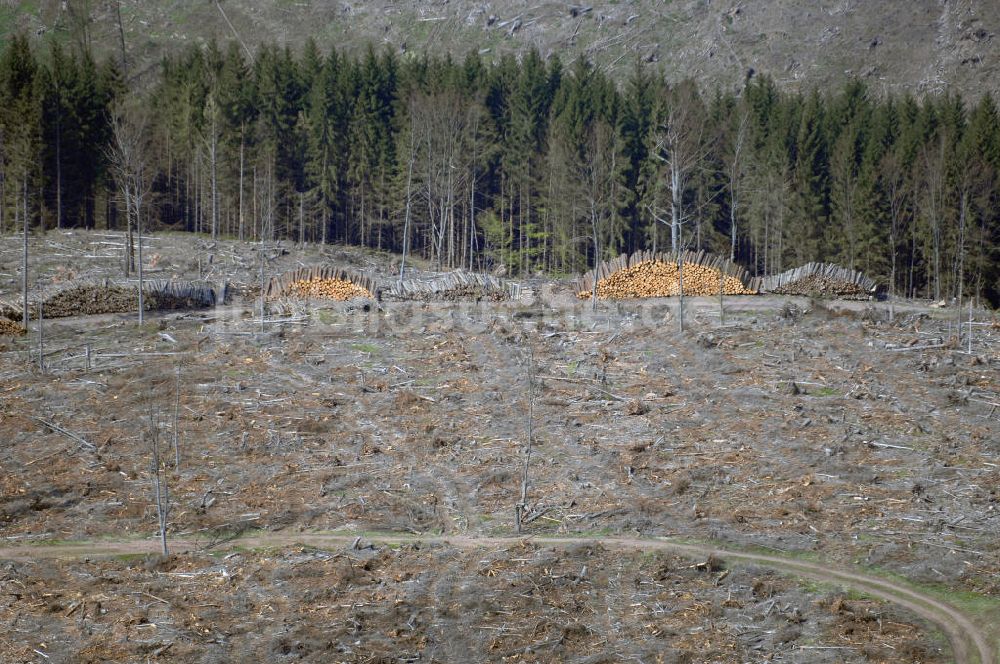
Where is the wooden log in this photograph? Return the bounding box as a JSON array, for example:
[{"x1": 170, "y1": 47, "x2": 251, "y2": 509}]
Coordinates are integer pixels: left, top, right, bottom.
[
  {"x1": 577, "y1": 250, "x2": 757, "y2": 299},
  {"x1": 758, "y1": 262, "x2": 877, "y2": 298}
]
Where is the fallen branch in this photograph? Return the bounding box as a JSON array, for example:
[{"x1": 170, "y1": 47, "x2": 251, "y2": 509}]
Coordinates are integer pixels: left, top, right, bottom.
[
  {"x1": 522, "y1": 506, "x2": 551, "y2": 524},
  {"x1": 888, "y1": 344, "x2": 946, "y2": 352},
  {"x1": 868, "y1": 441, "x2": 915, "y2": 451},
  {"x1": 31, "y1": 417, "x2": 97, "y2": 451},
  {"x1": 132, "y1": 590, "x2": 170, "y2": 604}
]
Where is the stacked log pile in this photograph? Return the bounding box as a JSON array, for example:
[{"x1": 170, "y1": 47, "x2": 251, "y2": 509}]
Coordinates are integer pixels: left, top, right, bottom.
[
  {"x1": 757, "y1": 263, "x2": 878, "y2": 300},
  {"x1": 144, "y1": 279, "x2": 223, "y2": 310},
  {"x1": 388, "y1": 272, "x2": 519, "y2": 302},
  {"x1": 0, "y1": 279, "x2": 220, "y2": 320},
  {"x1": 577, "y1": 251, "x2": 755, "y2": 299},
  {"x1": 285, "y1": 278, "x2": 373, "y2": 300},
  {"x1": 0, "y1": 317, "x2": 25, "y2": 336},
  {"x1": 267, "y1": 266, "x2": 378, "y2": 301},
  {"x1": 43, "y1": 283, "x2": 139, "y2": 316}
]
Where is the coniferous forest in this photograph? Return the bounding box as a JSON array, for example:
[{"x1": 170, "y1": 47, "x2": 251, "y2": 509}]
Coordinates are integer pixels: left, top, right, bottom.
[{"x1": 1, "y1": 36, "x2": 998, "y2": 305}]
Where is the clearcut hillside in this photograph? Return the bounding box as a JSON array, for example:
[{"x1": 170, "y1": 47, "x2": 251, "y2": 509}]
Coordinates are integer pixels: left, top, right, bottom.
[{"x1": 2, "y1": 0, "x2": 999, "y2": 97}]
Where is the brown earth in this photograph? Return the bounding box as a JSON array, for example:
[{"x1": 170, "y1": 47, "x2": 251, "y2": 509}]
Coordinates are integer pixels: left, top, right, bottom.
[
  {"x1": 0, "y1": 532, "x2": 990, "y2": 663},
  {"x1": 1, "y1": 230, "x2": 999, "y2": 662}
]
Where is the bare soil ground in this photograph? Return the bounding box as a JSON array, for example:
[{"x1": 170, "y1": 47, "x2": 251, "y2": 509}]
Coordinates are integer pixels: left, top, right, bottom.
[
  {"x1": 1, "y1": 230, "x2": 999, "y2": 663},
  {"x1": 0, "y1": 537, "x2": 961, "y2": 663},
  {"x1": 6, "y1": 1, "x2": 1000, "y2": 98}
]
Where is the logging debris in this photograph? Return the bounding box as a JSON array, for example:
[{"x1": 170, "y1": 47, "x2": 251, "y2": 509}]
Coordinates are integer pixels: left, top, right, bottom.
[
  {"x1": 388, "y1": 272, "x2": 519, "y2": 302},
  {"x1": 0, "y1": 279, "x2": 221, "y2": 321}
]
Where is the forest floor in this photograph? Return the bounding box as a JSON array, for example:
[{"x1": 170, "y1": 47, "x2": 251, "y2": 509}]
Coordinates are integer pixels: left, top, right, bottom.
[{"x1": 1, "y1": 230, "x2": 999, "y2": 663}]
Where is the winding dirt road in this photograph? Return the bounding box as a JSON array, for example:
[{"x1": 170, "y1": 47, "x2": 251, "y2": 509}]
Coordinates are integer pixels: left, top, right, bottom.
[{"x1": 1, "y1": 532, "x2": 995, "y2": 664}]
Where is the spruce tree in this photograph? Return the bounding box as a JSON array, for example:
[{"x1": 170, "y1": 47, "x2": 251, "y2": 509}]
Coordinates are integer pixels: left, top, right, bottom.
[{"x1": 789, "y1": 90, "x2": 829, "y2": 265}]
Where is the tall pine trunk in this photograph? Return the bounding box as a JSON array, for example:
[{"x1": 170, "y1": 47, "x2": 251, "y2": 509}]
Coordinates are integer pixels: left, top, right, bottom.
[
  {"x1": 210, "y1": 132, "x2": 219, "y2": 239},
  {"x1": 22, "y1": 176, "x2": 28, "y2": 328},
  {"x1": 137, "y1": 194, "x2": 144, "y2": 325},
  {"x1": 124, "y1": 181, "x2": 134, "y2": 277},
  {"x1": 55, "y1": 110, "x2": 63, "y2": 229},
  {"x1": 238, "y1": 124, "x2": 245, "y2": 241}
]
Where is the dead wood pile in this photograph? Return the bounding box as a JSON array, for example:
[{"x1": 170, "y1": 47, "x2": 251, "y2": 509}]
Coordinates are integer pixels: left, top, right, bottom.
[
  {"x1": 266, "y1": 266, "x2": 377, "y2": 301},
  {"x1": 758, "y1": 263, "x2": 878, "y2": 300},
  {"x1": 0, "y1": 279, "x2": 220, "y2": 321},
  {"x1": 388, "y1": 272, "x2": 519, "y2": 301},
  {"x1": 0, "y1": 317, "x2": 25, "y2": 336},
  {"x1": 143, "y1": 279, "x2": 224, "y2": 310},
  {"x1": 285, "y1": 278, "x2": 372, "y2": 300},
  {"x1": 577, "y1": 251, "x2": 755, "y2": 299}
]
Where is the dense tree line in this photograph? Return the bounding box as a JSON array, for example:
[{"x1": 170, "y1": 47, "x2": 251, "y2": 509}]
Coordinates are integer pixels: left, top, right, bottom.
[{"x1": 1, "y1": 36, "x2": 998, "y2": 305}]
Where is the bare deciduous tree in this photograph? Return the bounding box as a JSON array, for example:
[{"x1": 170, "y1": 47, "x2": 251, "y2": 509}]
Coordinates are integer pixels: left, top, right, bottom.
[
  {"x1": 567, "y1": 121, "x2": 621, "y2": 311},
  {"x1": 173, "y1": 366, "x2": 181, "y2": 468},
  {"x1": 515, "y1": 345, "x2": 535, "y2": 535},
  {"x1": 728, "y1": 111, "x2": 749, "y2": 263},
  {"x1": 652, "y1": 80, "x2": 711, "y2": 253},
  {"x1": 107, "y1": 102, "x2": 153, "y2": 324},
  {"x1": 147, "y1": 402, "x2": 170, "y2": 557},
  {"x1": 399, "y1": 118, "x2": 416, "y2": 283},
  {"x1": 410, "y1": 90, "x2": 470, "y2": 270},
  {"x1": 22, "y1": 178, "x2": 28, "y2": 330},
  {"x1": 202, "y1": 93, "x2": 221, "y2": 240}
]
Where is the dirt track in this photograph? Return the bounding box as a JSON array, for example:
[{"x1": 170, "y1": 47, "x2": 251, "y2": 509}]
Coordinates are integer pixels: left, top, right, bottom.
[{"x1": 1, "y1": 532, "x2": 994, "y2": 664}]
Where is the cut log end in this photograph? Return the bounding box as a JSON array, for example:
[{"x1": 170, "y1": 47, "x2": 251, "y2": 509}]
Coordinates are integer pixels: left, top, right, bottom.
[
  {"x1": 281, "y1": 277, "x2": 373, "y2": 301},
  {"x1": 0, "y1": 317, "x2": 26, "y2": 336},
  {"x1": 578, "y1": 259, "x2": 756, "y2": 300}
]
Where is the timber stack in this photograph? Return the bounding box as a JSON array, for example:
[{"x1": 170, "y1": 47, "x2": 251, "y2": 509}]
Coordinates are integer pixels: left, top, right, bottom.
[
  {"x1": 143, "y1": 279, "x2": 224, "y2": 310},
  {"x1": 266, "y1": 266, "x2": 378, "y2": 301},
  {"x1": 388, "y1": 272, "x2": 519, "y2": 302},
  {"x1": 577, "y1": 251, "x2": 756, "y2": 299},
  {"x1": 0, "y1": 317, "x2": 25, "y2": 336},
  {"x1": 757, "y1": 263, "x2": 878, "y2": 300},
  {"x1": 0, "y1": 279, "x2": 221, "y2": 320}
]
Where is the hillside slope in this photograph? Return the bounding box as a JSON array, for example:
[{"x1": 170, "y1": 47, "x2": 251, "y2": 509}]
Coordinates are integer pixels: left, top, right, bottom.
[{"x1": 3, "y1": 1, "x2": 999, "y2": 96}]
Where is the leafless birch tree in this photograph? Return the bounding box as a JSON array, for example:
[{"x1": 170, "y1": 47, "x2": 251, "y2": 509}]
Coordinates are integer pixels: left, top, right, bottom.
[
  {"x1": 146, "y1": 401, "x2": 170, "y2": 557},
  {"x1": 107, "y1": 102, "x2": 153, "y2": 324},
  {"x1": 727, "y1": 111, "x2": 749, "y2": 262},
  {"x1": 652, "y1": 81, "x2": 711, "y2": 253}
]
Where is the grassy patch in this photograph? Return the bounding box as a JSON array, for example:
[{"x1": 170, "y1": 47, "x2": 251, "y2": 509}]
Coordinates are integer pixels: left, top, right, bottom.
[
  {"x1": 545, "y1": 527, "x2": 619, "y2": 539},
  {"x1": 351, "y1": 342, "x2": 379, "y2": 354},
  {"x1": 799, "y1": 578, "x2": 870, "y2": 601},
  {"x1": 812, "y1": 386, "x2": 839, "y2": 397},
  {"x1": 36, "y1": 538, "x2": 84, "y2": 547},
  {"x1": 0, "y1": 8, "x2": 19, "y2": 37},
  {"x1": 111, "y1": 552, "x2": 149, "y2": 562},
  {"x1": 317, "y1": 309, "x2": 338, "y2": 325},
  {"x1": 693, "y1": 538, "x2": 824, "y2": 564},
  {"x1": 697, "y1": 537, "x2": 1000, "y2": 656},
  {"x1": 863, "y1": 567, "x2": 1000, "y2": 620},
  {"x1": 35, "y1": 532, "x2": 146, "y2": 547}
]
